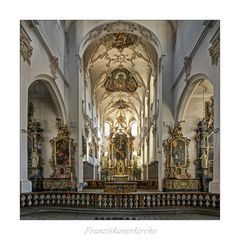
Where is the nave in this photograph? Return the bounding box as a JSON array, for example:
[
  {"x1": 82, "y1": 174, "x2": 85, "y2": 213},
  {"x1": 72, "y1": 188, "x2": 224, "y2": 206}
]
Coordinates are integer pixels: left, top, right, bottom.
[{"x1": 20, "y1": 20, "x2": 220, "y2": 219}]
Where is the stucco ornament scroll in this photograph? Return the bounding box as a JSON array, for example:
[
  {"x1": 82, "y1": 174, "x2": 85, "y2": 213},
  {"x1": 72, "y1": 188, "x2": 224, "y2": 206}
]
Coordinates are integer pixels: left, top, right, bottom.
[
  {"x1": 183, "y1": 56, "x2": 192, "y2": 81},
  {"x1": 20, "y1": 31, "x2": 33, "y2": 65},
  {"x1": 50, "y1": 56, "x2": 59, "y2": 79},
  {"x1": 209, "y1": 36, "x2": 220, "y2": 65}
]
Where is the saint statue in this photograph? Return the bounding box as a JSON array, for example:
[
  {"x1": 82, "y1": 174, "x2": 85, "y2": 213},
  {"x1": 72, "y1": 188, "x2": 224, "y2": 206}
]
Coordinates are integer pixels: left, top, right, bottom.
[
  {"x1": 201, "y1": 152, "x2": 208, "y2": 168},
  {"x1": 117, "y1": 162, "x2": 125, "y2": 175},
  {"x1": 31, "y1": 150, "x2": 39, "y2": 168}
]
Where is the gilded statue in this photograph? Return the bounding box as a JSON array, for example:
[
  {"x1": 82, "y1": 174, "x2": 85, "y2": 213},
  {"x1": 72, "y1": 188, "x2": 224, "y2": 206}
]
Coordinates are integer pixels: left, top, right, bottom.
[
  {"x1": 117, "y1": 161, "x2": 125, "y2": 175},
  {"x1": 114, "y1": 133, "x2": 127, "y2": 160}
]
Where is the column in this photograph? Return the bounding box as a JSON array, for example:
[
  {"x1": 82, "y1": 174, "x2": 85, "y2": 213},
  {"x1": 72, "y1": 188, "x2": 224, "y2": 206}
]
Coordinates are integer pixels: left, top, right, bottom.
[
  {"x1": 157, "y1": 57, "x2": 164, "y2": 191},
  {"x1": 20, "y1": 132, "x2": 32, "y2": 193},
  {"x1": 209, "y1": 75, "x2": 220, "y2": 193},
  {"x1": 142, "y1": 144, "x2": 146, "y2": 180},
  {"x1": 146, "y1": 136, "x2": 149, "y2": 180},
  {"x1": 93, "y1": 140, "x2": 96, "y2": 180},
  {"x1": 152, "y1": 125, "x2": 157, "y2": 161},
  {"x1": 20, "y1": 84, "x2": 32, "y2": 193},
  {"x1": 152, "y1": 78, "x2": 158, "y2": 161},
  {"x1": 77, "y1": 62, "x2": 84, "y2": 191}
]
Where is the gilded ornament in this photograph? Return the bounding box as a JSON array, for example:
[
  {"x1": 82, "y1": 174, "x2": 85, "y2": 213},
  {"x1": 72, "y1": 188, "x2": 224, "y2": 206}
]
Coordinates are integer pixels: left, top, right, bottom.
[
  {"x1": 163, "y1": 121, "x2": 191, "y2": 179},
  {"x1": 49, "y1": 118, "x2": 76, "y2": 179},
  {"x1": 164, "y1": 179, "x2": 201, "y2": 191},
  {"x1": 104, "y1": 182, "x2": 137, "y2": 193}
]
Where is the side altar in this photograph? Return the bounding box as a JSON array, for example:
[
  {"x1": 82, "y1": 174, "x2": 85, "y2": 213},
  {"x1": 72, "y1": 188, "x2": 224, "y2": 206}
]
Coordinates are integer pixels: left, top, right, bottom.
[
  {"x1": 163, "y1": 122, "x2": 201, "y2": 191},
  {"x1": 43, "y1": 118, "x2": 77, "y2": 191}
]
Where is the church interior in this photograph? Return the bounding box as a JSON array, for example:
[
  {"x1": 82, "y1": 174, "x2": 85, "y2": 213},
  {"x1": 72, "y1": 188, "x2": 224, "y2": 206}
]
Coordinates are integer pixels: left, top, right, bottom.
[{"x1": 20, "y1": 20, "x2": 220, "y2": 220}]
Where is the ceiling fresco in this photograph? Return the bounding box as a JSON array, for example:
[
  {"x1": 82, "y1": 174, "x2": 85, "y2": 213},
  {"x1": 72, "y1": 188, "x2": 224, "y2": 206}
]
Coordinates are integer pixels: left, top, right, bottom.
[
  {"x1": 103, "y1": 32, "x2": 138, "y2": 51},
  {"x1": 103, "y1": 68, "x2": 138, "y2": 93},
  {"x1": 84, "y1": 27, "x2": 158, "y2": 126}
]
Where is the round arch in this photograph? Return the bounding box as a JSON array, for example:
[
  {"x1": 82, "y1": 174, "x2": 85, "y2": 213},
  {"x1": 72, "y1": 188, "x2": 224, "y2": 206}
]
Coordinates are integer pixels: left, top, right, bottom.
[
  {"x1": 28, "y1": 74, "x2": 67, "y2": 122},
  {"x1": 175, "y1": 73, "x2": 214, "y2": 123},
  {"x1": 79, "y1": 20, "x2": 163, "y2": 58}
]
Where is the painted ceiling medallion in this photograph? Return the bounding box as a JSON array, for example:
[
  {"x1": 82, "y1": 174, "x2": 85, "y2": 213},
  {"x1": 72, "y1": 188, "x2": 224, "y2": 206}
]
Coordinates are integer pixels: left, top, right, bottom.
[
  {"x1": 113, "y1": 100, "x2": 129, "y2": 109},
  {"x1": 103, "y1": 33, "x2": 138, "y2": 51},
  {"x1": 103, "y1": 68, "x2": 138, "y2": 93}
]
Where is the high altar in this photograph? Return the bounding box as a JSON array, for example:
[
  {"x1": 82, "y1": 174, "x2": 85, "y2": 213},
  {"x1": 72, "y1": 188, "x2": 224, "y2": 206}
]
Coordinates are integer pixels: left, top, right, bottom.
[{"x1": 100, "y1": 111, "x2": 139, "y2": 192}]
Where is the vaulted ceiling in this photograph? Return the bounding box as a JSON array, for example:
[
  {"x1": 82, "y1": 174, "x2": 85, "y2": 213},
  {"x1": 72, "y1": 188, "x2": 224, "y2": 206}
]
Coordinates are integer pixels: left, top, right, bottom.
[{"x1": 84, "y1": 31, "x2": 158, "y2": 126}]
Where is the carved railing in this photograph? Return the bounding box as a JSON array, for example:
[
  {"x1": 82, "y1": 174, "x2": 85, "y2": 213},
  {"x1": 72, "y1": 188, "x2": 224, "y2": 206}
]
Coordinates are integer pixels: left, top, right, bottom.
[{"x1": 20, "y1": 192, "x2": 219, "y2": 209}]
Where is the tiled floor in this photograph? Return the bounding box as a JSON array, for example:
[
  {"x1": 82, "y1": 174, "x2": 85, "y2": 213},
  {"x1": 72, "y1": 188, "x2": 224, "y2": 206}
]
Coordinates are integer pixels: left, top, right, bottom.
[{"x1": 20, "y1": 209, "x2": 219, "y2": 220}]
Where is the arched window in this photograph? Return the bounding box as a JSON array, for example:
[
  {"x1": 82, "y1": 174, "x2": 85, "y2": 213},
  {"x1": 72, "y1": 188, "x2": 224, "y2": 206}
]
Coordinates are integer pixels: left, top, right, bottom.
[
  {"x1": 104, "y1": 122, "x2": 111, "y2": 137},
  {"x1": 131, "y1": 122, "x2": 138, "y2": 136}
]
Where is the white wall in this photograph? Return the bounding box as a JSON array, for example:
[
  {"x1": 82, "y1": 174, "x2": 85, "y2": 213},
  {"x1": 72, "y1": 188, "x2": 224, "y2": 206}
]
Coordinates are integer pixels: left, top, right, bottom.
[
  {"x1": 37, "y1": 20, "x2": 66, "y2": 72},
  {"x1": 173, "y1": 21, "x2": 204, "y2": 80},
  {"x1": 20, "y1": 21, "x2": 68, "y2": 118}
]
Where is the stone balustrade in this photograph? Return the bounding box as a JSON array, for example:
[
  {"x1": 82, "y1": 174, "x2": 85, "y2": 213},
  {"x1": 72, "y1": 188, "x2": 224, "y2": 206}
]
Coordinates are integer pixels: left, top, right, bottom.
[{"x1": 20, "y1": 192, "x2": 220, "y2": 209}]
